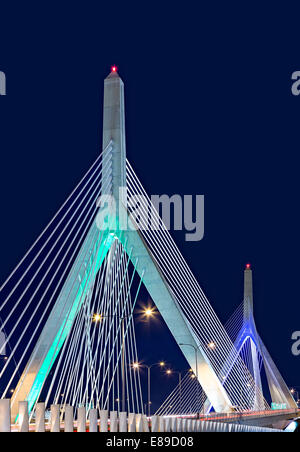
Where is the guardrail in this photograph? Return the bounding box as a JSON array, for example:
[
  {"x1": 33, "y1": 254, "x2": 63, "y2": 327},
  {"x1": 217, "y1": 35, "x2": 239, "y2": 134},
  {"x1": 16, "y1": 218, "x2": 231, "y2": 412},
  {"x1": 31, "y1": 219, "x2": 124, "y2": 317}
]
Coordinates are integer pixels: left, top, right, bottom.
[{"x1": 0, "y1": 399, "x2": 293, "y2": 432}]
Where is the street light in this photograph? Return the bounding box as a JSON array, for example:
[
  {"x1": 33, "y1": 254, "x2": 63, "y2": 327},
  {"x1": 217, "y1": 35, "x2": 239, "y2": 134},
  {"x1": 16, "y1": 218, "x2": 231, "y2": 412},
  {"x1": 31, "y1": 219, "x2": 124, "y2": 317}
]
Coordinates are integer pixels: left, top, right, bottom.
[
  {"x1": 133, "y1": 361, "x2": 166, "y2": 417},
  {"x1": 92, "y1": 313, "x2": 102, "y2": 322},
  {"x1": 144, "y1": 308, "x2": 155, "y2": 317},
  {"x1": 165, "y1": 369, "x2": 183, "y2": 415},
  {"x1": 290, "y1": 387, "x2": 300, "y2": 405},
  {"x1": 208, "y1": 342, "x2": 216, "y2": 350}
]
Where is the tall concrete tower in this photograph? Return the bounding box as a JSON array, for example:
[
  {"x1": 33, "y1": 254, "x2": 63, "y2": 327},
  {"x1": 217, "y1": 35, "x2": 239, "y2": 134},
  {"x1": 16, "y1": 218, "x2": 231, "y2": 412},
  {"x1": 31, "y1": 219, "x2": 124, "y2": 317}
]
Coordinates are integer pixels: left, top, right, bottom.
[
  {"x1": 239, "y1": 264, "x2": 297, "y2": 410},
  {"x1": 243, "y1": 263, "x2": 253, "y2": 322},
  {"x1": 10, "y1": 67, "x2": 234, "y2": 420},
  {"x1": 102, "y1": 66, "x2": 126, "y2": 200}
]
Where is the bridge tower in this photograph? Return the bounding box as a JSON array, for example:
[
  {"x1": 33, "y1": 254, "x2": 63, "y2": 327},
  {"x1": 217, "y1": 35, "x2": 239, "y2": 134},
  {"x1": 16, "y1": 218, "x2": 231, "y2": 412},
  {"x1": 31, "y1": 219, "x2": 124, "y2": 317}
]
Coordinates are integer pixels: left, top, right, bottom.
[
  {"x1": 235, "y1": 264, "x2": 296, "y2": 410},
  {"x1": 10, "y1": 67, "x2": 236, "y2": 419}
]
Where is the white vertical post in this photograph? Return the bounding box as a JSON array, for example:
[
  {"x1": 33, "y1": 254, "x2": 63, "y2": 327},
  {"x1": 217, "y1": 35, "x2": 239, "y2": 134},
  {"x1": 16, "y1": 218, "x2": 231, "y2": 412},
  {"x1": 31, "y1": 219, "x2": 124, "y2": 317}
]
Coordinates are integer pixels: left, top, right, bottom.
[
  {"x1": 192, "y1": 419, "x2": 197, "y2": 432},
  {"x1": 223, "y1": 422, "x2": 229, "y2": 432},
  {"x1": 186, "y1": 419, "x2": 192, "y2": 432},
  {"x1": 182, "y1": 418, "x2": 187, "y2": 432},
  {"x1": 164, "y1": 417, "x2": 171, "y2": 432},
  {"x1": 170, "y1": 417, "x2": 177, "y2": 432},
  {"x1": 128, "y1": 413, "x2": 136, "y2": 432},
  {"x1": 35, "y1": 402, "x2": 45, "y2": 432},
  {"x1": 18, "y1": 401, "x2": 29, "y2": 432},
  {"x1": 142, "y1": 415, "x2": 149, "y2": 432},
  {"x1": 119, "y1": 412, "x2": 127, "y2": 432},
  {"x1": 0, "y1": 399, "x2": 11, "y2": 432},
  {"x1": 77, "y1": 406, "x2": 86, "y2": 432},
  {"x1": 110, "y1": 411, "x2": 118, "y2": 432},
  {"x1": 89, "y1": 408, "x2": 98, "y2": 432},
  {"x1": 151, "y1": 415, "x2": 159, "y2": 432},
  {"x1": 100, "y1": 409, "x2": 108, "y2": 432},
  {"x1": 207, "y1": 422, "x2": 213, "y2": 432},
  {"x1": 64, "y1": 405, "x2": 73, "y2": 432},
  {"x1": 135, "y1": 414, "x2": 142, "y2": 432},
  {"x1": 176, "y1": 417, "x2": 182, "y2": 432},
  {"x1": 50, "y1": 404, "x2": 60, "y2": 432}
]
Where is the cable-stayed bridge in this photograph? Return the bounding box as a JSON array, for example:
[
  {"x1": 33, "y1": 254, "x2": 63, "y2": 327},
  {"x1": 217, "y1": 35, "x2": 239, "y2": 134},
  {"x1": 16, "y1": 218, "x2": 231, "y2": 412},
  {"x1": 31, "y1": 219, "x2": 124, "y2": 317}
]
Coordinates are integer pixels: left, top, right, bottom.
[{"x1": 0, "y1": 67, "x2": 298, "y2": 432}]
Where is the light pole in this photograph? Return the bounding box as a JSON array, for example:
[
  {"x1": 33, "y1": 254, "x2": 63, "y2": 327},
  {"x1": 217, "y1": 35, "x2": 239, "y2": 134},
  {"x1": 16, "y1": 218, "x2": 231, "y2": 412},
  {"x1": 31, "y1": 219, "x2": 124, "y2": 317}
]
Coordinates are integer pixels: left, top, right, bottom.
[
  {"x1": 290, "y1": 387, "x2": 300, "y2": 407},
  {"x1": 179, "y1": 343, "x2": 199, "y2": 417},
  {"x1": 166, "y1": 369, "x2": 182, "y2": 415},
  {"x1": 133, "y1": 361, "x2": 166, "y2": 417},
  {"x1": 93, "y1": 306, "x2": 156, "y2": 414}
]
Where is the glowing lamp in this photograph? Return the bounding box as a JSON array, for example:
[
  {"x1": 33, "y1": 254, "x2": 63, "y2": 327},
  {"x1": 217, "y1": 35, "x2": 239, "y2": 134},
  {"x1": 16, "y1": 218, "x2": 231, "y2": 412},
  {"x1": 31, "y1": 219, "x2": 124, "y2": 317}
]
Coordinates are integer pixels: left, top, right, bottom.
[
  {"x1": 92, "y1": 313, "x2": 102, "y2": 323},
  {"x1": 144, "y1": 307, "x2": 155, "y2": 317},
  {"x1": 208, "y1": 342, "x2": 216, "y2": 350}
]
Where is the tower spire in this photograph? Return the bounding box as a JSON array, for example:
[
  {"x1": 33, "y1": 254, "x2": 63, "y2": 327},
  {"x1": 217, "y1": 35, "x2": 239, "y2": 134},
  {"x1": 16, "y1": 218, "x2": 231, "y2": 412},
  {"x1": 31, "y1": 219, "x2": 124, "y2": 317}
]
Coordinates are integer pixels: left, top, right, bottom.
[
  {"x1": 102, "y1": 66, "x2": 126, "y2": 201},
  {"x1": 243, "y1": 263, "x2": 253, "y2": 322}
]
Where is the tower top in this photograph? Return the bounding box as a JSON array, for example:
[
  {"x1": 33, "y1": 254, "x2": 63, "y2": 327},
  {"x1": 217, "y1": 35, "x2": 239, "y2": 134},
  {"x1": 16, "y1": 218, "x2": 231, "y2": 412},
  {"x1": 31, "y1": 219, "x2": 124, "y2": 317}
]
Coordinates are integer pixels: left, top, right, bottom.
[
  {"x1": 106, "y1": 66, "x2": 120, "y2": 79},
  {"x1": 243, "y1": 263, "x2": 254, "y2": 322}
]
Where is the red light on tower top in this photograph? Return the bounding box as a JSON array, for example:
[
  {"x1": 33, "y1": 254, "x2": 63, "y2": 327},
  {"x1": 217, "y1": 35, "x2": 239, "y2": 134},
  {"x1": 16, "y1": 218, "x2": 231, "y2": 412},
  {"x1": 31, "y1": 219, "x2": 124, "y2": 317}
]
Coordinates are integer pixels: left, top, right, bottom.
[
  {"x1": 111, "y1": 65, "x2": 118, "y2": 73},
  {"x1": 245, "y1": 263, "x2": 251, "y2": 270}
]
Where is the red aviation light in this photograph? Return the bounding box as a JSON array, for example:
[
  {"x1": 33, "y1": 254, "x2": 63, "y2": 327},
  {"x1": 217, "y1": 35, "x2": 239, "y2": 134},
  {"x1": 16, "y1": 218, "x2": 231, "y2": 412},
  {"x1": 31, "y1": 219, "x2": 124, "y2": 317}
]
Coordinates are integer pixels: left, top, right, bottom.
[
  {"x1": 111, "y1": 65, "x2": 117, "y2": 73},
  {"x1": 246, "y1": 263, "x2": 251, "y2": 269}
]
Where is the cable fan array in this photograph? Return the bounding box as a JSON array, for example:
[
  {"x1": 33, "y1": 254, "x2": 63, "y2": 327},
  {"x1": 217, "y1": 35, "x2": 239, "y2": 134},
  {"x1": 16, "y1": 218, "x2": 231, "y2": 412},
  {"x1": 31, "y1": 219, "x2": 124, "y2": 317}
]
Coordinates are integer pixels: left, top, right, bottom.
[
  {"x1": 0, "y1": 148, "x2": 274, "y2": 418},
  {"x1": 125, "y1": 160, "x2": 268, "y2": 412},
  {"x1": 156, "y1": 372, "x2": 206, "y2": 416},
  {"x1": 39, "y1": 239, "x2": 144, "y2": 420},
  {"x1": 0, "y1": 150, "x2": 144, "y2": 417}
]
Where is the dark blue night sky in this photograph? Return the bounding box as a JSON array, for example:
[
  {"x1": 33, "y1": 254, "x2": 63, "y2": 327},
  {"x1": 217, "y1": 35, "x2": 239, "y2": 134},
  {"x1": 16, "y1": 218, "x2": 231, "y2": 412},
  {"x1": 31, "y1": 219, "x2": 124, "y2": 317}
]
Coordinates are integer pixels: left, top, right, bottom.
[{"x1": 0, "y1": 2, "x2": 299, "y2": 411}]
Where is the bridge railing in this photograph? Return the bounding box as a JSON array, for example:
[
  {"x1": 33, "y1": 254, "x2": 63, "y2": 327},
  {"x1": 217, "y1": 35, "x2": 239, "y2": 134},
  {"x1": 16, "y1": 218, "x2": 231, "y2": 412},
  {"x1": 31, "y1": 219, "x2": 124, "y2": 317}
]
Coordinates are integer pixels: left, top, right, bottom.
[
  {"x1": 197, "y1": 408, "x2": 299, "y2": 422},
  {"x1": 0, "y1": 399, "x2": 291, "y2": 432}
]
